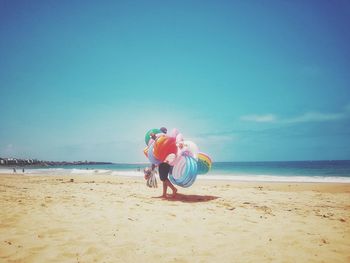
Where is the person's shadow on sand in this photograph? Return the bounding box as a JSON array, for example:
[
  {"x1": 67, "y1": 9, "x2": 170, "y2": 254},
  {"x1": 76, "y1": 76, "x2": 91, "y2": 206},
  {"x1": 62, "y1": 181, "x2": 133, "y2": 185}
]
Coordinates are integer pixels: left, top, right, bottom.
[{"x1": 153, "y1": 193, "x2": 219, "y2": 203}]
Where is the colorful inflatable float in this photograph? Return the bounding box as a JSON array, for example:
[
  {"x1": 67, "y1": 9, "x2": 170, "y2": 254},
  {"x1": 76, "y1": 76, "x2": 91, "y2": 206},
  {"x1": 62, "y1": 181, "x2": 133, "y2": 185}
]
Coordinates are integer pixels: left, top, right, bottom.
[{"x1": 143, "y1": 127, "x2": 212, "y2": 187}]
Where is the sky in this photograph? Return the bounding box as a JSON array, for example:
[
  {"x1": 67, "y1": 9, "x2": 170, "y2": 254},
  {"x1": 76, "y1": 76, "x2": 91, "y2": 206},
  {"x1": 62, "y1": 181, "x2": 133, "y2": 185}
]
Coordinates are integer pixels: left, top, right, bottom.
[{"x1": 0, "y1": 0, "x2": 350, "y2": 162}]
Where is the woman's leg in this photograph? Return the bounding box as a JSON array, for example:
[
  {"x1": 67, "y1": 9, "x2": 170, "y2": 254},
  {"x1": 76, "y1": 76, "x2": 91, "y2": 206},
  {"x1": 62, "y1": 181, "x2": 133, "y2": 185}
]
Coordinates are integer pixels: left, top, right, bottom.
[
  {"x1": 162, "y1": 181, "x2": 168, "y2": 197},
  {"x1": 166, "y1": 179, "x2": 177, "y2": 196}
]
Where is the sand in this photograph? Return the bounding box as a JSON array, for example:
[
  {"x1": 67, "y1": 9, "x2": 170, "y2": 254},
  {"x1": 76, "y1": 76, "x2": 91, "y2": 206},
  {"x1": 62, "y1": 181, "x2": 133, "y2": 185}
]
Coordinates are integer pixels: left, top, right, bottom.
[{"x1": 0, "y1": 173, "x2": 349, "y2": 263}]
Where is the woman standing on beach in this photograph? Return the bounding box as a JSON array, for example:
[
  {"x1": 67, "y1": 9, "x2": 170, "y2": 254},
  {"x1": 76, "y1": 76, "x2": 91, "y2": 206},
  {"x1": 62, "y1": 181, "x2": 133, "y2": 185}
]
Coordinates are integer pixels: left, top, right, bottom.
[
  {"x1": 145, "y1": 126, "x2": 177, "y2": 198},
  {"x1": 157, "y1": 128, "x2": 178, "y2": 198}
]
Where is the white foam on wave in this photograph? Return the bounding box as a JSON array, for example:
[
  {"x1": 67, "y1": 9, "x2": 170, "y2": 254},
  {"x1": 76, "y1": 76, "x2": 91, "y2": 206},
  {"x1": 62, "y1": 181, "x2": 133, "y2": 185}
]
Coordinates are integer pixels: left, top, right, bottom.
[
  {"x1": 200, "y1": 174, "x2": 350, "y2": 183},
  {"x1": 64, "y1": 169, "x2": 143, "y2": 177},
  {"x1": 70, "y1": 169, "x2": 113, "y2": 175},
  {"x1": 0, "y1": 168, "x2": 69, "y2": 175},
  {"x1": 2, "y1": 167, "x2": 349, "y2": 183},
  {"x1": 110, "y1": 170, "x2": 144, "y2": 177},
  {"x1": 26, "y1": 168, "x2": 72, "y2": 175},
  {"x1": 3, "y1": 168, "x2": 144, "y2": 177}
]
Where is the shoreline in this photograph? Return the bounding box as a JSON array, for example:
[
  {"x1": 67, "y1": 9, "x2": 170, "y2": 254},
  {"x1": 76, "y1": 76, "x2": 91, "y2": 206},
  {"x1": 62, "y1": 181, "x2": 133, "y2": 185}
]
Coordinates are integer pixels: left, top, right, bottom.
[
  {"x1": 1, "y1": 173, "x2": 349, "y2": 262},
  {"x1": 1, "y1": 167, "x2": 350, "y2": 184},
  {"x1": 1, "y1": 173, "x2": 350, "y2": 192}
]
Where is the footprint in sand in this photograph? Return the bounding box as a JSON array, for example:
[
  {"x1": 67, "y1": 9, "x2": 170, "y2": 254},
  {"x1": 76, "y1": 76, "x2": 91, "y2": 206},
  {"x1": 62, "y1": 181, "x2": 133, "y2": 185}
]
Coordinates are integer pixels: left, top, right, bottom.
[
  {"x1": 254, "y1": 205, "x2": 275, "y2": 216},
  {"x1": 320, "y1": 238, "x2": 329, "y2": 245}
]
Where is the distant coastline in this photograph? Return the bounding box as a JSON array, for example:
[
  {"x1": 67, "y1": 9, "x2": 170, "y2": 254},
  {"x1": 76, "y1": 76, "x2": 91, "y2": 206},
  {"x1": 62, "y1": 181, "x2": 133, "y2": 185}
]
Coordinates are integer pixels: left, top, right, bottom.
[{"x1": 0, "y1": 157, "x2": 112, "y2": 167}]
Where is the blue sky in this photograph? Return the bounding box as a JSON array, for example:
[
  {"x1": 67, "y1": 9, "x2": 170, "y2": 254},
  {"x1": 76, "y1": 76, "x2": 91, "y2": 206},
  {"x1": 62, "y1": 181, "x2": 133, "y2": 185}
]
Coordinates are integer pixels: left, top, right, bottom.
[{"x1": 0, "y1": 0, "x2": 349, "y2": 162}]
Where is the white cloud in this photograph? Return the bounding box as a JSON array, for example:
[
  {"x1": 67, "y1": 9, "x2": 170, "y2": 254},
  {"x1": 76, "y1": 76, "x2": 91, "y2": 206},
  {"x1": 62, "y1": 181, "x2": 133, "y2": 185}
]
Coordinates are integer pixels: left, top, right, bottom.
[
  {"x1": 283, "y1": 112, "x2": 345, "y2": 124},
  {"x1": 240, "y1": 110, "x2": 348, "y2": 125},
  {"x1": 240, "y1": 114, "x2": 277, "y2": 123},
  {"x1": 190, "y1": 134, "x2": 236, "y2": 146}
]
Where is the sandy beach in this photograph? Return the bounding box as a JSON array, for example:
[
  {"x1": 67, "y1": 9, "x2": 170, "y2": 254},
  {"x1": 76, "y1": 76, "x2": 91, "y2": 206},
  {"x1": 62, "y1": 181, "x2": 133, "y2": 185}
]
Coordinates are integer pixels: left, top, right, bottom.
[{"x1": 0, "y1": 173, "x2": 349, "y2": 263}]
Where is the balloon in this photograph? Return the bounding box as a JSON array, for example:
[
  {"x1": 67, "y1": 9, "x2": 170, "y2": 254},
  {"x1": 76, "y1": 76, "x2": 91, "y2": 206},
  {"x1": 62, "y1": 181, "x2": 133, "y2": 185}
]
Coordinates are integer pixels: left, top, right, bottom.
[
  {"x1": 170, "y1": 155, "x2": 186, "y2": 179},
  {"x1": 147, "y1": 132, "x2": 167, "y2": 146},
  {"x1": 160, "y1": 127, "x2": 167, "y2": 134},
  {"x1": 153, "y1": 136, "x2": 177, "y2": 162},
  {"x1": 181, "y1": 140, "x2": 199, "y2": 160},
  {"x1": 143, "y1": 146, "x2": 149, "y2": 158},
  {"x1": 169, "y1": 155, "x2": 198, "y2": 188},
  {"x1": 169, "y1": 153, "x2": 182, "y2": 167},
  {"x1": 147, "y1": 143, "x2": 161, "y2": 165},
  {"x1": 197, "y1": 152, "x2": 212, "y2": 174},
  {"x1": 143, "y1": 128, "x2": 211, "y2": 188},
  {"x1": 145, "y1": 128, "x2": 161, "y2": 145},
  {"x1": 198, "y1": 152, "x2": 212, "y2": 167},
  {"x1": 147, "y1": 138, "x2": 155, "y2": 146},
  {"x1": 176, "y1": 133, "x2": 184, "y2": 143},
  {"x1": 169, "y1": 128, "x2": 179, "y2": 138},
  {"x1": 164, "y1": 153, "x2": 176, "y2": 166}
]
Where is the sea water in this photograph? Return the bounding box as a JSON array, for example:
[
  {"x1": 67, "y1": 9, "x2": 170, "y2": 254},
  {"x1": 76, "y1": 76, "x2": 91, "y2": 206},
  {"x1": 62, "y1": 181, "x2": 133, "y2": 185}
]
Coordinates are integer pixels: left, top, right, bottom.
[
  {"x1": 205, "y1": 160, "x2": 350, "y2": 183},
  {"x1": 1, "y1": 160, "x2": 350, "y2": 183}
]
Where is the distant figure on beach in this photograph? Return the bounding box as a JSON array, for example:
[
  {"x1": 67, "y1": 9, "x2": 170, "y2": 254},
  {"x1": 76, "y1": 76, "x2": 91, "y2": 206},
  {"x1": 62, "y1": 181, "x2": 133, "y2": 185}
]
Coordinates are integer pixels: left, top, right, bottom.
[
  {"x1": 22, "y1": 168, "x2": 25, "y2": 173},
  {"x1": 13, "y1": 168, "x2": 16, "y2": 174}
]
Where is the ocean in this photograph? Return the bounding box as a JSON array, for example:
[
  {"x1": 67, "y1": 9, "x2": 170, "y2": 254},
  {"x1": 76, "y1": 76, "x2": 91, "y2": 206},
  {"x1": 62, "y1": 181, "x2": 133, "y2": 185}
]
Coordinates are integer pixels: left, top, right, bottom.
[{"x1": 1, "y1": 160, "x2": 350, "y2": 183}]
